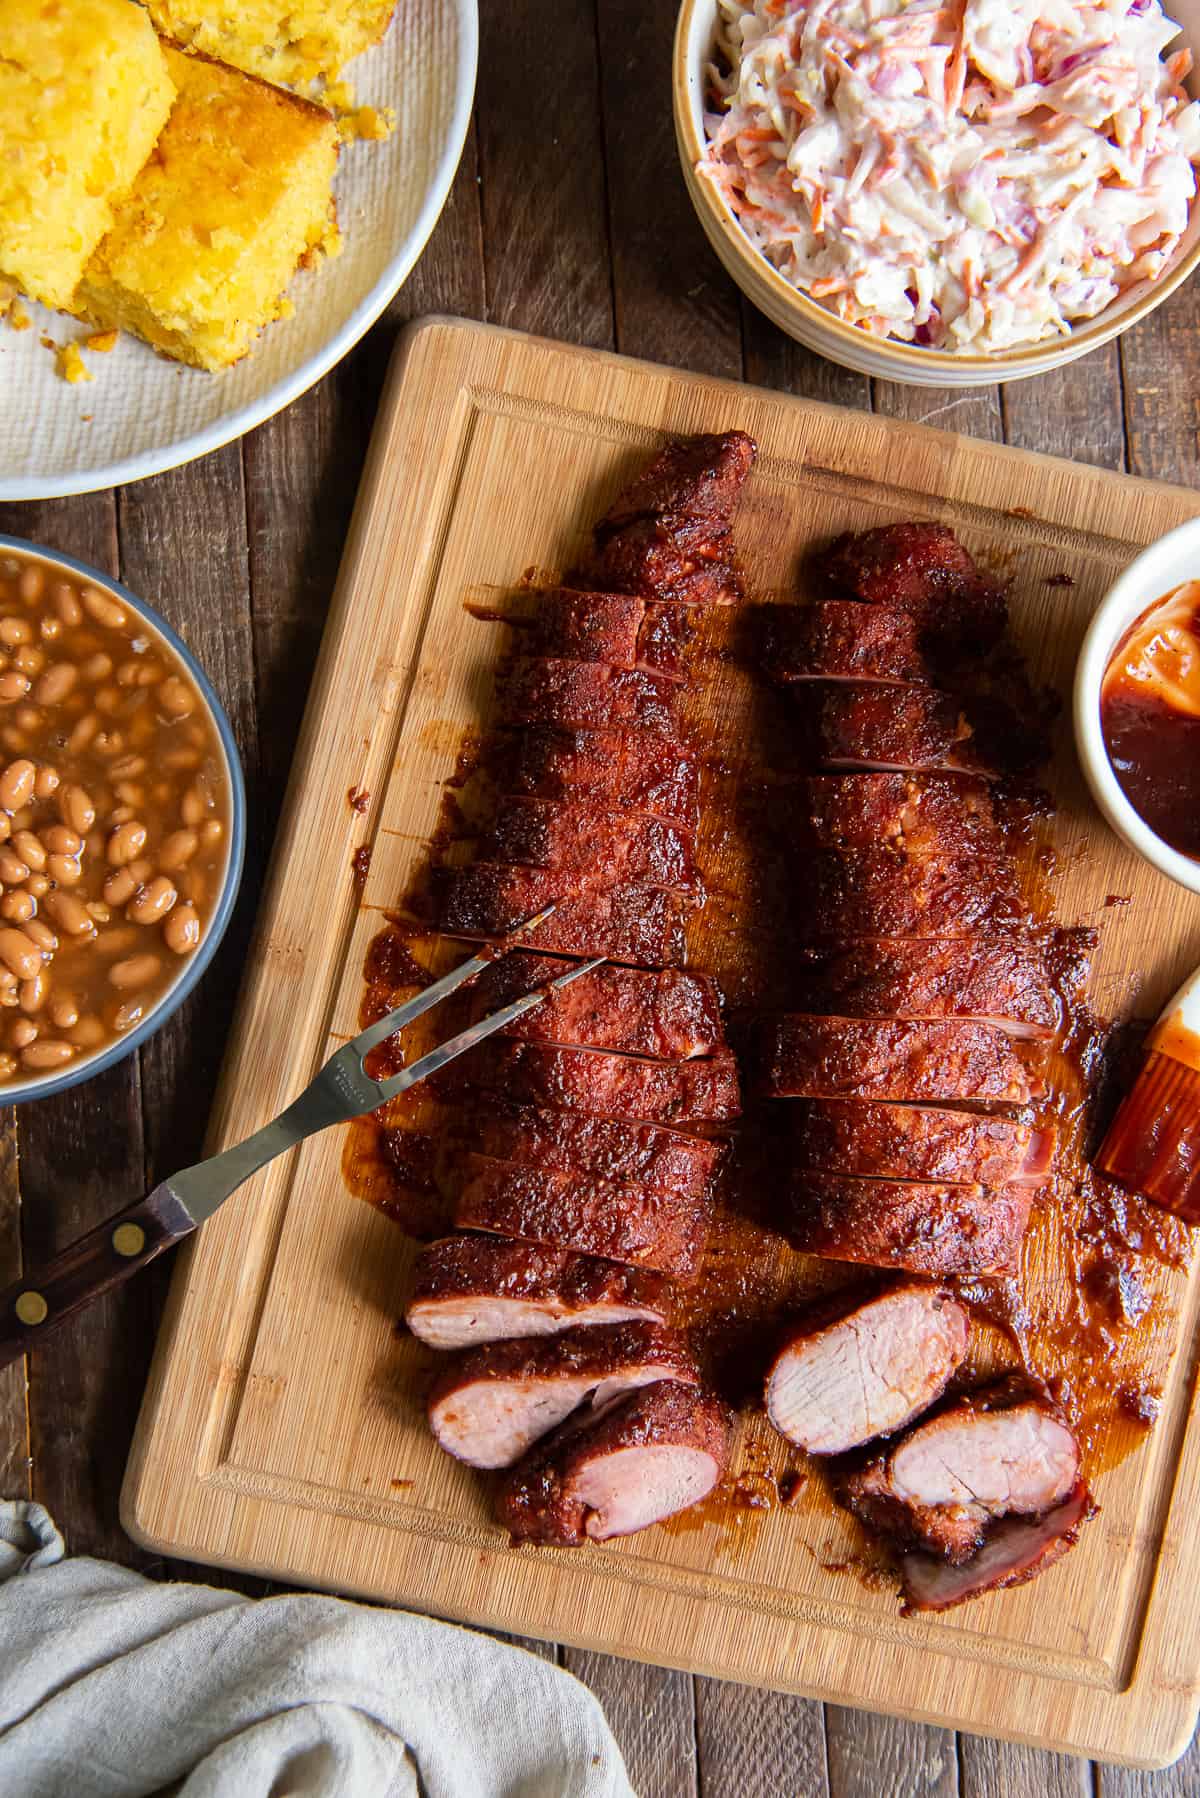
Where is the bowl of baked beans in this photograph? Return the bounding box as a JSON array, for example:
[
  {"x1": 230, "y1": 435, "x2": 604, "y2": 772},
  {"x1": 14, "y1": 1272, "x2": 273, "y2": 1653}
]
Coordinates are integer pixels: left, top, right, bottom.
[{"x1": 0, "y1": 538, "x2": 245, "y2": 1099}]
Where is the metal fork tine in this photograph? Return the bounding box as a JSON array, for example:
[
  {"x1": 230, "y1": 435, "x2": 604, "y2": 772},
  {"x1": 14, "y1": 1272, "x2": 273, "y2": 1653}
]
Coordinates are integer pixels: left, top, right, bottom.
[
  {"x1": 376, "y1": 956, "x2": 606, "y2": 1100},
  {"x1": 350, "y1": 903, "x2": 560, "y2": 1055}
]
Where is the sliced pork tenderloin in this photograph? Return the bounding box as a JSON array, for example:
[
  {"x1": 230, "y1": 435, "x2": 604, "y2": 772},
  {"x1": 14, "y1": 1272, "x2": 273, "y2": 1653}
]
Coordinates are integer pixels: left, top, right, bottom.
[
  {"x1": 791, "y1": 936, "x2": 1061, "y2": 1040},
  {"x1": 499, "y1": 1379, "x2": 732, "y2": 1544},
  {"x1": 791, "y1": 1099, "x2": 1053, "y2": 1189},
  {"x1": 789, "y1": 1173, "x2": 1032, "y2": 1277},
  {"x1": 590, "y1": 429, "x2": 756, "y2": 605},
  {"x1": 509, "y1": 726, "x2": 700, "y2": 829},
  {"x1": 406, "y1": 1237, "x2": 669, "y2": 1350},
  {"x1": 471, "y1": 1106, "x2": 722, "y2": 1199},
  {"x1": 820, "y1": 522, "x2": 1007, "y2": 650},
  {"x1": 475, "y1": 954, "x2": 727, "y2": 1059},
  {"x1": 440, "y1": 866, "x2": 689, "y2": 965},
  {"x1": 805, "y1": 848, "x2": 1026, "y2": 939},
  {"x1": 806, "y1": 685, "x2": 1008, "y2": 778},
  {"x1": 498, "y1": 656, "x2": 680, "y2": 735},
  {"x1": 798, "y1": 772, "x2": 1001, "y2": 856},
  {"x1": 453, "y1": 1038, "x2": 741, "y2": 1124},
  {"x1": 899, "y1": 1483, "x2": 1093, "y2": 1613},
  {"x1": 765, "y1": 599, "x2": 931, "y2": 686},
  {"x1": 427, "y1": 1322, "x2": 698, "y2": 1469},
  {"x1": 481, "y1": 797, "x2": 695, "y2": 891},
  {"x1": 531, "y1": 589, "x2": 696, "y2": 678},
  {"x1": 763, "y1": 1015, "x2": 1039, "y2": 1105},
  {"x1": 764, "y1": 1283, "x2": 970, "y2": 1456}
]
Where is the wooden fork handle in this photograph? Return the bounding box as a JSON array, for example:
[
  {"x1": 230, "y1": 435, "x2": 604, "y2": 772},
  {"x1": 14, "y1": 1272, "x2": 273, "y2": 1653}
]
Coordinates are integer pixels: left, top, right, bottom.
[{"x1": 0, "y1": 1183, "x2": 196, "y2": 1368}]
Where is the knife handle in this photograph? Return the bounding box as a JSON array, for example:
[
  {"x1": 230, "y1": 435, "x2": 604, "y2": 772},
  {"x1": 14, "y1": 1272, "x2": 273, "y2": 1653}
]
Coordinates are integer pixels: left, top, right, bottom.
[{"x1": 0, "y1": 1185, "x2": 196, "y2": 1369}]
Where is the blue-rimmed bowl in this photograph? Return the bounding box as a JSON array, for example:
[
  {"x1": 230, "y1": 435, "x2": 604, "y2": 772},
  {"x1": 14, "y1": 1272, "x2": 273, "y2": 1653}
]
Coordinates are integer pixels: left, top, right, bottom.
[{"x1": 0, "y1": 537, "x2": 246, "y2": 1103}]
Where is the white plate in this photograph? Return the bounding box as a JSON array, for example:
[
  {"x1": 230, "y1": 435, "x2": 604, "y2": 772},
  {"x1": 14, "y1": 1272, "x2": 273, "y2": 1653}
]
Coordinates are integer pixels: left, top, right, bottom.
[{"x1": 0, "y1": 0, "x2": 478, "y2": 500}]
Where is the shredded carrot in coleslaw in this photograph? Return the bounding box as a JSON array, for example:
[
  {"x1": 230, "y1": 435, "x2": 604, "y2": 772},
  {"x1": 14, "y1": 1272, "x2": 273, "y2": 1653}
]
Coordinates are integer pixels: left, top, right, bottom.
[{"x1": 700, "y1": 0, "x2": 1200, "y2": 353}]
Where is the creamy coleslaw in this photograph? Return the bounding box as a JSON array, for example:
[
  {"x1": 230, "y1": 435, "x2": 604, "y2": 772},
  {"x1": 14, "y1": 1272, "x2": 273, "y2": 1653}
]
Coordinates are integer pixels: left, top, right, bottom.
[{"x1": 700, "y1": 0, "x2": 1200, "y2": 352}]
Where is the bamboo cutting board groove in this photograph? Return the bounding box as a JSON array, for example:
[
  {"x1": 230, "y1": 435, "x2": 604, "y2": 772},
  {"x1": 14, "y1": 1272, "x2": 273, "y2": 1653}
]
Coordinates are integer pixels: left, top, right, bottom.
[{"x1": 125, "y1": 319, "x2": 1200, "y2": 1767}]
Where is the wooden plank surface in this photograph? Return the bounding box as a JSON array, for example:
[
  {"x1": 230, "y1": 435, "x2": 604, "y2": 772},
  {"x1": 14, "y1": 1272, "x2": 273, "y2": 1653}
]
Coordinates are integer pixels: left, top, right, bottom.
[{"x1": 2, "y1": 0, "x2": 1199, "y2": 1787}]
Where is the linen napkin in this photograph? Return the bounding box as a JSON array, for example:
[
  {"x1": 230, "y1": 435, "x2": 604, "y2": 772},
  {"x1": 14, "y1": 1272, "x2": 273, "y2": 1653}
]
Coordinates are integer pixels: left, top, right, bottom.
[{"x1": 0, "y1": 1499, "x2": 634, "y2": 1798}]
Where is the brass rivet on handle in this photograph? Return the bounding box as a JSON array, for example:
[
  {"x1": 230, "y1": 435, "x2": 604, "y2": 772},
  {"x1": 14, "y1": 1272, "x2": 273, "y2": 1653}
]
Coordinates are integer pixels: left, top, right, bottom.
[
  {"x1": 112, "y1": 1223, "x2": 145, "y2": 1258},
  {"x1": 15, "y1": 1290, "x2": 47, "y2": 1327}
]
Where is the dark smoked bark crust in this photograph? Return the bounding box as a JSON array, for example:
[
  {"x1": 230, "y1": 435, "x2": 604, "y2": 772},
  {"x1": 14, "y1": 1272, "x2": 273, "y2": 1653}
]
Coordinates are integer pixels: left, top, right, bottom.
[
  {"x1": 498, "y1": 1378, "x2": 732, "y2": 1544},
  {"x1": 820, "y1": 522, "x2": 1008, "y2": 649},
  {"x1": 763, "y1": 1014, "x2": 1037, "y2": 1104},
  {"x1": 791, "y1": 1098, "x2": 1048, "y2": 1189},
  {"x1": 455, "y1": 1038, "x2": 742, "y2": 1123},
  {"x1": 805, "y1": 848, "x2": 1025, "y2": 939},
  {"x1": 765, "y1": 599, "x2": 931, "y2": 686},
  {"x1": 530, "y1": 589, "x2": 697, "y2": 677},
  {"x1": 476, "y1": 953, "x2": 727, "y2": 1059},
  {"x1": 509, "y1": 726, "x2": 700, "y2": 829},
  {"x1": 589, "y1": 430, "x2": 757, "y2": 606},
  {"x1": 498, "y1": 656, "x2": 681, "y2": 735},
  {"x1": 798, "y1": 771, "x2": 1000, "y2": 854},
  {"x1": 788, "y1": 1172, "x2": 1032, "y2": 1276},
  {"x1": 791, "y1": 936, "x2": 1061, "y2": 1037},
  {"x1": 409, "y1": 1235, "x2": 669, "y2": 1322},
  {"x1": 806, "y1": 684, "x2": 992, "y2": 777},
  {"x1": 440, "y1": 866, "x2": 689, "y2": 964},
  {"x1": 471, "y1": 1105, "x2": 723, "y2": 1198},
  {"x1": 456, "y1": 1154, "x2": 714, "y2": 1275},
  {"x1": 481, "y1": 797, "x2": 696, "y2": 890}
]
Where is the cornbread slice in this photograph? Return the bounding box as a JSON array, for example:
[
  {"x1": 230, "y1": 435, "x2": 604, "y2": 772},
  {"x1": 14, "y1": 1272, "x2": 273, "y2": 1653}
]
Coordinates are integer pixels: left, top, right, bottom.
[
  {"x1": 143, "y1": 0, "x2": 395, "y2": 87},
  {"x1": 77, "y1": 46, "x2": 339, "y2": 372},
  {"x1": 0, "y1": 0, "x2": 175, "y2": 309}
]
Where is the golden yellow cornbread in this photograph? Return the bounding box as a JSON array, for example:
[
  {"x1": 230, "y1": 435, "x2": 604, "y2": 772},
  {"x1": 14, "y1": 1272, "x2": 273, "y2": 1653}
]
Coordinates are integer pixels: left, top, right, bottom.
[
  {"x1": 142, "y1": 0, "x2": 395, "y2": 87},
  {"x1": 0, "y1": 0, "x2": 175, "y2": 309},
  {"x1": 77, "y1": 45, "x2": 340, "y2": 372}
]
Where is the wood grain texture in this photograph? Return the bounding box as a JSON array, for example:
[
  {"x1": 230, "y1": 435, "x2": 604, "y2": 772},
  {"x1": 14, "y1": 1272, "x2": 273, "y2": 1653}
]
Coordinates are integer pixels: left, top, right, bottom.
[
  {"x1": 825, "y1": 1710, "x2": 958, "y2": 1798},
  {"x1": 960, "y1": 1739, "x2": 1094, "y2": 1798},
  {"x1": 0, "y1": 1114, "x2": 27, "y2": 1500},
  {"x1": 698, "y1": 1682, "x2": 829, "y2": 1798},
  {"x1": 121, "y1": 320, "x2": 1200, "y2": 1766},
  {"x1": 564, "y1": 1652, "x2": 697, "y2": 1798}
]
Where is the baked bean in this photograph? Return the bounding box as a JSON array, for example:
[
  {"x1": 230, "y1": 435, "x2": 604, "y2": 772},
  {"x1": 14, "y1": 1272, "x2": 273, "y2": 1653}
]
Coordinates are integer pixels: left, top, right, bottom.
[
  {"x1": 10, "y1": 1019, "x2": 37, "y2": 1049},
  {"x1": 162, "y1": 748, "x2": 201, "y2": 772},
  {"x1": 201, "y1": 819, "x2": 223, "y2": 846},
  {"x1": 181, "y1": 784, "x2": 208, "y2": 827},
  {"x1": 18, "y1": 973, "x2": 46, "y2": 1013},
  {"x1": 34, "y1": 664, "x2": 76, "y2": 705},
  {"x1": 0, "y1": 892, "x2": 33, "y2": 924},
  {"x1": 38, "y1": 617, "x2": 61, "y2": 643},
  {"x1": 33, "y1": 766, "x2": 59, "y2": 800},
  {"x1": 0, "y1": 759, "x2": 35, "y2": 811},
  {"x1": 127, "y1": 858, "x2": 153, "y2": 885},
  {"x1": 103, "y1": 868, "x2": 138, "y2": 907},
  {"x1": 58, "y1": 785, "x2": 95, "y2": 834},
  {"x1": 97, "y1": 927, "x2": 138, "y2": 958},
  {"x1": 164, "y1": 904, "x2": 200, "y2": 955},
  {"x1": 81, "y1": 587, "x2": 126, "y2": 629},
  {"x1": 23, "y1": 919, "x2": 56, "y2": 953},
  {"x1": 0, "y1": 930, "x2": 42, "y2": 979},
  {"x1": 0, "y1": 816, "x2": 10, "y2": 844},
  {"x1": 0, "y1": 1054, "x2": 16, "y2": 1078},
  {"x1": 23, "y1": 874, "x2": 48, "y2": 900},
  {"x1": 19, "y1": 567, "x2": 45, "y2": 605},
  {"x1": 9, "y1": 807, "x2": 31, "y2": 832},
  {"x1": 0, "y1": 850, "x2": 29, "y2": 885},
  {"x1": 68, "y1": 1016, "x2": 105, "y2": 1049},
  {"x1": 51, "y1": 582, "x2": 80, "y2": 623},
  {"x1": 110, "y1": 953, "x2": 161, "y2": 990},
  {"x1": 47, "y1": 854, "x2": 82, "y2": 887},
  {"x1": 0, "y1": 673, "x2": 30, "y2": 703},
  {"x1": 42, "y1": 825, "x2": 81, "y2": 856},
  {"x1": 0, "y1": 731, "x2": 26, "y2": 756},
  {"x1": 21, "y1": 1040, "x2": 74, "y2": 1070},
  {"x1": 107, "y1": 820, "x2": 147, "y2": 866},
  {"x1": 82, "y1": 654, "x2": 112, "y2": 683},
  {"x1": 128, "y1": 877, "x2": 177, "y2": 926},
  {"x1": 110, "y1": 753, "x2": 147, "y2": 780},
  {"x1": 109, "y1": 806, "x2": 135, "y2": 826},
  {"x1": 114, "y1": 783, "x2": 145, "y2": 808},
  {"x1": 111, "y1": 999, "x2": 144, "y2": 1033},
  {"x1": 160, "y1": 829, "x2": 198, "y2": 871},
  {"x1": 158, "y1": 676, "x2": 196, "y2": 719},
  {"x1": 12, "y1": 832, "x2": 44, "y2": 872},
  {"x1": 66, "y1": 714, "x2": 99, "y2": 755},
  {"x1": 84, "y1": 902, "x2": 111, "y2": 926},
  {"x1": 43, "y1": 892, "x2": 95, "y2": 937},
  {"x1": 13, "y1": 649, "x2": 44, "y2": 679},
  {"x1": 0, "y1": 618, "x2": 30, "y2": 648},
  {"x1": 48, "y1": 993, "x2": 78, "y2": 1030},
  {"x1": 93, "y1": 731, "x2": 125, "y2": 759}
]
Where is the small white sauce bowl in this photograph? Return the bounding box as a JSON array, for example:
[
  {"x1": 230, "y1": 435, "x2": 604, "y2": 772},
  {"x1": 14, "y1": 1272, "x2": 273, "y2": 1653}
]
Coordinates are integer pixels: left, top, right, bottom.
[{"x1": 1074, "y1": 515, "x2": 1200, "y2": 896}]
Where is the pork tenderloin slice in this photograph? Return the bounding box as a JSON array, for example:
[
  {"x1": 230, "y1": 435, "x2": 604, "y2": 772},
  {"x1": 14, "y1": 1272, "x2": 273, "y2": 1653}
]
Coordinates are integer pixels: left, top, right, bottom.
[
  {"x1": 473, "y1": 1105, "x2": 722, "y2": 1199},
  {"x1": 765, "y1": 599, "x2": 932, "y2": 685},
  {"x1": 405, "y1": 1236, "x2": 669, "y2": 1349},
  {"x1": 789, "y1": 1173, "x2": 1032, "y2": 1277},
  {"x1": 820, "y1": 523, "x2": 1007, "y2": 650},
  {"x1": 899, "y1": 1483, "x2": 1093, "y2": 1613},
  {"x1": 792, "y1": 936, "x2": 1062, "y2": 1041},
  {"x1": 531, "y1": 589, "x2": 696, "y2": 678},
  {"x1": 510, "y1": 727, "x2": 699, "y2": 830},
  {"x1": 764, "y1": 1283, "x2": 970, "y2": 1455},
  {"x1": 799, "y1": 772, "x2": 1001, "y2": 855},
  {"x1": 440, "y1": 867, "x2": 688, "y2": 967},
  {"x1": 499, "y1": 656, "x2": 680, "y2": 735},
  {"x1": 763, "y1": 1015, "x2": 1039, "y2": 1105},
  {"x1": 455, "y1": 1153, "x2": 712, "y2": 1276},
  {"x1": 427, "y1": 1322, "x2": 698, "y2": 1469},
  {"x1": 595, "y1": 430, "x2": 757, "y2": 541},
  {"x1": 475, "y1": 953, "x2": 726, "y2": 1059},
  {"x1": 453, "y1": 1038, "x2": 742, "y2": 1124},
  {"x1": 499, "y1": 1379, "x2": 732, "y2": 1544},
  {"x1": 481, "y1": 797, "x2": 695, "y2": 891},
  {"x1": 792, "y1": 1099, "x2": 1054, "y2": 1189},
  {"x1": 805, "y1": 849, "x2": 1026, "y2": 940},
  {"x1": 841, "y1": 1376, "x2": 1081, "y2": 1562},
  {"x1": 807, "y1": 685, "x2": 1004, "y2": 778}
]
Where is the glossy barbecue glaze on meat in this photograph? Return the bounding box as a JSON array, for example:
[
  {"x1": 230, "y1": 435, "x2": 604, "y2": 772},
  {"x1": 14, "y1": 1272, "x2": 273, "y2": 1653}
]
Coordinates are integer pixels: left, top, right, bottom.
[
  {"x1": 766, "y1": 599, "x2": 931, "y2": 685},
  {"x1": 764, "y1": 1015, "x2": 1038, "y2": 1105},
  {"x1": 509, "y1": 727, "x2": 700, "y2": 829},
  {"x1": 799, "y1": 772, "x2": 1001, "y2": 855},
  {"x1": 454, "y1": 1038, "x2": 741, "y2": 1124},
  {"x1": 805, "y1": 848, "x2": 1025, "y2": 939},
  {"x1": 530, "y1": 589, "x2": 696, "y2": 678},
  {"x1": 821, "y1": 522, "x2": 1007, "y2": 649},
  {"x1": 427, "y1": 1322, "x2": 698, "y2": 1468},
  {"x1": 406, "y1": 1237, "x2": 669, "y2": 1349},
  {"x1": 455, "y1": 1154, "x2": 714, "y2": 1276},
  {"x1": 498, "y1": 1379, "x2": 732, "y2": 1544},
  {"x1": 442, "y1": 866, "x2": 689, "y2": 965},
  {"x1": 764, "y1": 1283, "x2": 969, "y2": 1455},
  {"x1": 477, "y1": 954, "x2": 727, "y2": 1059},
  {"x1": 791, "y1": 937, "x2": 1060, "y2": 1039},
  {"x1": 807, "y1": 684, "x2": 1001, "y2": 777},
  {"x1": 471, "y1": 1106, "x2": 722, "y2": 1199},
  {"x1": 788, "y1": 1173, "x2": 1032, "y2": 1276},
  {"x1": 482, "y1": 797, "x2": 695, "y2": 891},
  {"x1": 499, "y1": 656, "x2": 680, "y2": 736},
  {"x1": 792, "y1": 1099, "x2": 1052, "y2": 1189},
  {"x1": 590, "y1": 430, "x2": 756, "y2": 605},
  {"x1": 840, "y1": 1376, "x2": 1082, "y2": 1563},
  {"x1": 899, "y1": 1483, "x2": 1092, "y2": 1612}
]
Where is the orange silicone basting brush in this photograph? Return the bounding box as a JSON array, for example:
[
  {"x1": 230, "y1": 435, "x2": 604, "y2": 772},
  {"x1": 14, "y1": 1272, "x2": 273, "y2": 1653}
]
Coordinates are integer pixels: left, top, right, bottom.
[{"x1": 1097, "y1": 967, "x2": 1200, "y2": 1222}]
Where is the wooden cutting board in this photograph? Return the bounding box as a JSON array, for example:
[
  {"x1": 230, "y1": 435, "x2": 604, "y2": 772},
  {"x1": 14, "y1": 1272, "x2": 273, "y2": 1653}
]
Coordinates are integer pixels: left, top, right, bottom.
[{"x1": 125, "y1": 318, "x2": 1200, "y2": 1768}]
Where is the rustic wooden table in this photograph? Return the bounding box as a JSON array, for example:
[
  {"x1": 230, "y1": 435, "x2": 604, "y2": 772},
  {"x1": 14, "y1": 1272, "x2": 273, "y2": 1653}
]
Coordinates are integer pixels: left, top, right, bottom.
[{"x1": 2, "y1": 3, "x2": 1198, "y2": 1790}]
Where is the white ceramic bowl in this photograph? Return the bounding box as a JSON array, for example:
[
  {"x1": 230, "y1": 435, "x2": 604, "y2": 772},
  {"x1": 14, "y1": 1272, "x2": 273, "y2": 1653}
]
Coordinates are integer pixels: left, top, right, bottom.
[
  {"x1": 1074, "y1": 515, "x2": 1200, "y2": 895},
  {"x1": 674, "y1": 0, "x2": 1200, "y2": 388}
]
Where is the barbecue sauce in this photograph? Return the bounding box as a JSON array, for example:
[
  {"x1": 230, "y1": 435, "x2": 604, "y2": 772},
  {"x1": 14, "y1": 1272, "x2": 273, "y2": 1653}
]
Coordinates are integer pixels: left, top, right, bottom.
[{"x1": 1100, "y1": 580, "x2": 1200, "y2": 859}]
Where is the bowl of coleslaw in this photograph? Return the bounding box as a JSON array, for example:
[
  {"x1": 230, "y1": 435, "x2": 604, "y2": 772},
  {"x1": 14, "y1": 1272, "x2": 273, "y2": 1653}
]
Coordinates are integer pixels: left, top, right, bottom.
[{"x1": 675, "y1": 0, "x2": 1200, "y2": 385}]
